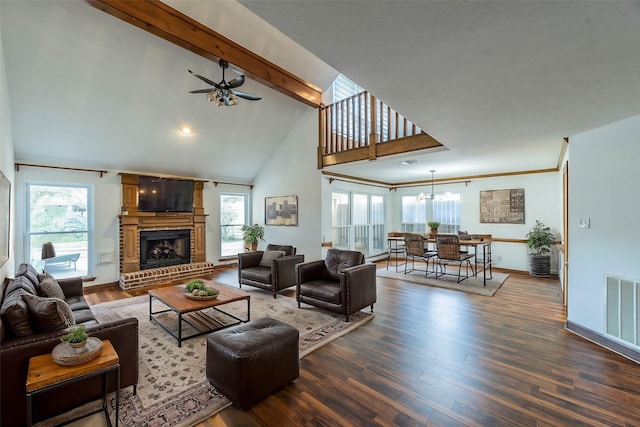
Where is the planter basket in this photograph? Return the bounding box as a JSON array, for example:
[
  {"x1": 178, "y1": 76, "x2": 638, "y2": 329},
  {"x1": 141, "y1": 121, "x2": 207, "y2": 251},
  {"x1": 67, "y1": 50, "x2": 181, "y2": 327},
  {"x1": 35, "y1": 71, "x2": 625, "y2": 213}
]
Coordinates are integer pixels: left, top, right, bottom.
[{"x1": 529, "y1": 254, "x2": 551, "y2": 278}]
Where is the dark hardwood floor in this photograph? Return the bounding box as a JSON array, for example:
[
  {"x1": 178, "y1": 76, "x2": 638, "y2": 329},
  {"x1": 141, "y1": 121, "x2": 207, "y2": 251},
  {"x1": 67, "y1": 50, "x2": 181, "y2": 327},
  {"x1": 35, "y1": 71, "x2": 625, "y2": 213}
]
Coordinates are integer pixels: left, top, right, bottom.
[{"x1": 85, "y1": 265, "x2": 640, "y2": 426}]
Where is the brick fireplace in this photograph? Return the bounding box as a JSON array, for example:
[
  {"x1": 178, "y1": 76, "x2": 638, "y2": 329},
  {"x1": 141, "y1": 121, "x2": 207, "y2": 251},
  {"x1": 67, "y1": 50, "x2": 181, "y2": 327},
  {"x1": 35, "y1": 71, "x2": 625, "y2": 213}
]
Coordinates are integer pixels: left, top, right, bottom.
[{"x1": 118, "y1": 173, "x2": 214, "y2": 290}]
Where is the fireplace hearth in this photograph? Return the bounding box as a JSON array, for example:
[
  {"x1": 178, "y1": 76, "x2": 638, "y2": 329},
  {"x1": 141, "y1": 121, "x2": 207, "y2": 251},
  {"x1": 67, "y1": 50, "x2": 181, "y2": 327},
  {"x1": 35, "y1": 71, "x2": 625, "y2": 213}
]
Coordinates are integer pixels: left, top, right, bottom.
[{"x1": 140, "y1": 229, "x2": 191, "y2": 270}]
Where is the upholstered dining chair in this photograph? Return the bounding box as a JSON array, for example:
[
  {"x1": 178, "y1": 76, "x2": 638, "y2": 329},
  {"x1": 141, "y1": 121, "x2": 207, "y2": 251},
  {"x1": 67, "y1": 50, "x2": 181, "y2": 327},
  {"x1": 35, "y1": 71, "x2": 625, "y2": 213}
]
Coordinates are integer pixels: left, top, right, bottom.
[
  {"x1": 403, "y1": 234, "x2": 436, "y2": 276},
  {"x1": 435, "y1": 234, "x2": 475, "y2": 283}
]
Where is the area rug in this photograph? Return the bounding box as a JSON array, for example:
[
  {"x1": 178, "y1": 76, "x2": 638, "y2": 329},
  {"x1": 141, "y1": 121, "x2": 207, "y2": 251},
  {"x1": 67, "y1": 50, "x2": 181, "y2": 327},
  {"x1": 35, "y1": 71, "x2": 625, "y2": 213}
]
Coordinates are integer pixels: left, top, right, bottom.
[
  {"x1": 377, "y1": 267, "x2": 508, "y2": 296},
  {"x1": 40, "y1": 287, "x2": 373, "y2": 427}
]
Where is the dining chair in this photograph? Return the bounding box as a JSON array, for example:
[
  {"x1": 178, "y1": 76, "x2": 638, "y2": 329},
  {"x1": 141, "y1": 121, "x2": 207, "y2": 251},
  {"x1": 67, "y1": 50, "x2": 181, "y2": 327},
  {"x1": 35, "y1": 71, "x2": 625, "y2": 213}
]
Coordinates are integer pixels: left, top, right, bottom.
[
  {"x1": 435, "y1": 234, "x2": 475, "y2": 283},
  {"x1": 403, "y1": 234, "x2": 436, "y2": 276}
]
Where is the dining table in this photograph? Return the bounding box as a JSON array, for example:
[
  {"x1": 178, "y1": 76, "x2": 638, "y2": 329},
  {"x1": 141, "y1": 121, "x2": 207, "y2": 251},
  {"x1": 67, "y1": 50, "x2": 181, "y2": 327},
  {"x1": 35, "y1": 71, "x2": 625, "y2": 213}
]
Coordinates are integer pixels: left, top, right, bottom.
[{"x1": 387, "y1": 235, "x2": 493, "y2": 285}]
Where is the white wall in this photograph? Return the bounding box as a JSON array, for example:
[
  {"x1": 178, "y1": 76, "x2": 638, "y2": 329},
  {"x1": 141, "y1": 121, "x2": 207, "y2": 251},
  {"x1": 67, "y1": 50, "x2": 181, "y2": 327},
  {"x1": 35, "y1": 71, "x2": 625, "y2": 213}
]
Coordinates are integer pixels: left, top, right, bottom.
[
  {"x1": 0, "y1": 23, "x2": 16, "y2": 280},
  {"x1": 323, "y1": 171, "x2": 561, "y2": 272},
  {"x1": 567, "y1": 113, "x2": 640, "y2": 333},
  {"x1": 252, "y1": 107, "x2": 322, "y2": 261}
]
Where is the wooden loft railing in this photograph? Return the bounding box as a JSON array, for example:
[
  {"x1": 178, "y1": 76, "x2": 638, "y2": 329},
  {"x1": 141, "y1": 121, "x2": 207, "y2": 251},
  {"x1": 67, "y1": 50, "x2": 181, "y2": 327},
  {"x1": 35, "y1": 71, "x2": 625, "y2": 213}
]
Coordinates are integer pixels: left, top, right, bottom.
[{"x1": 318, "y1": 91, "x2": 444, "y2": 168}]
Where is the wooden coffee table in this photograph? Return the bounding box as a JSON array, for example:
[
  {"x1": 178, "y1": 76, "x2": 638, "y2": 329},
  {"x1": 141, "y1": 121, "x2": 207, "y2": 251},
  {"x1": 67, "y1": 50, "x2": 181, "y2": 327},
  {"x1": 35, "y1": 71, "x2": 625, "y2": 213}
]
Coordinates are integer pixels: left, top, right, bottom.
[{"x1": 149, "y1": 281, "x2": 250, "y2": 347}]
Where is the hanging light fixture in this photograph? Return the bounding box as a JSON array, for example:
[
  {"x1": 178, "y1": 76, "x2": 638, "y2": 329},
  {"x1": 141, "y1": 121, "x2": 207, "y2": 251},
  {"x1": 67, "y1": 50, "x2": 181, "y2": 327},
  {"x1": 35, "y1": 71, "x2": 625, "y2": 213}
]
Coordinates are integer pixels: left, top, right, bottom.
[{"x1": 417, "y1": 170, "x2": 436, "y2": 201}]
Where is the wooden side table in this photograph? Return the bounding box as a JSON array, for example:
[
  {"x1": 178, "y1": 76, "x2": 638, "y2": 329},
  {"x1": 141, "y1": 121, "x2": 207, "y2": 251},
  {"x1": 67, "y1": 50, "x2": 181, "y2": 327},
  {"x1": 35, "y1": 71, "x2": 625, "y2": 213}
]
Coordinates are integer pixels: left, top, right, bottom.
[{"x1": 26, "y1": 339, "x2": 120, "y2": 427}]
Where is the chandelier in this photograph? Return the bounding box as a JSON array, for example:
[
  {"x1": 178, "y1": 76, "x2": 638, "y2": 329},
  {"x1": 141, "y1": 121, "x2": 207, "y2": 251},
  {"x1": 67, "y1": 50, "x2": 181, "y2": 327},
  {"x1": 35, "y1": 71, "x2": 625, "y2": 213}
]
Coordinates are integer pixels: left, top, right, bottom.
[
  {"x1": 207, "y1": 88, "x2": 239, "y2": 107},
  {"x1": 417, "y1": 170, "x2": 436, "y2": 201}
]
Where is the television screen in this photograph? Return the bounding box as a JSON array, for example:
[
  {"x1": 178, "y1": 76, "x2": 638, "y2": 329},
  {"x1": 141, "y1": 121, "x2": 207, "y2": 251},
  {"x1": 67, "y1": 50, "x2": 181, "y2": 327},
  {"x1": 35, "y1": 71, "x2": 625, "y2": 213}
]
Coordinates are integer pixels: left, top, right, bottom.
[{"x1": 138, "y1": 177, "x2": 194, "y2": 212}]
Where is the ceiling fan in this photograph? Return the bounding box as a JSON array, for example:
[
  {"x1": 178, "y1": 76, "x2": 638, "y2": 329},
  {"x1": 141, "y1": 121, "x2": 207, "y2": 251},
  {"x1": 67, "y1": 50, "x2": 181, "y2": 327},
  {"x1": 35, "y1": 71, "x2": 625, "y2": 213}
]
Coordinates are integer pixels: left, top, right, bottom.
[{"x1": 188, "y1": 59, "x2": 261, "y2": 106}]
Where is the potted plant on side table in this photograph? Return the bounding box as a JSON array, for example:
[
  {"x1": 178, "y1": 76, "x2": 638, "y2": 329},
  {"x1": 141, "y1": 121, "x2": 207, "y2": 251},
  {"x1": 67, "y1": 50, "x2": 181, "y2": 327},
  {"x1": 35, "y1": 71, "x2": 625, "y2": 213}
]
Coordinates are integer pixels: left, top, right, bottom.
[
  {"x1": 526, "y1": 220, "x2": 556, "y2": 278},
  {"x1": 61, "y1": 325, "x2": 89, "y2": 348},
  {"x1": 241, "y1": 224, "x2": 265, "y2": 251},
  {"x1": 428, "y1": 221, "x2": 440, "y2": 239}
]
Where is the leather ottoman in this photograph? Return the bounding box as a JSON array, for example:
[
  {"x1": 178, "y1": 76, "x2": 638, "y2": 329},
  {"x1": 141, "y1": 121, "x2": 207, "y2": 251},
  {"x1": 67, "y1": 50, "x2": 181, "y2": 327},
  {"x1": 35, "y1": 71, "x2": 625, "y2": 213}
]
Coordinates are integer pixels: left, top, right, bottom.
[{"x1": 206, "y1": 317, "x2": 299, "y2": 409}]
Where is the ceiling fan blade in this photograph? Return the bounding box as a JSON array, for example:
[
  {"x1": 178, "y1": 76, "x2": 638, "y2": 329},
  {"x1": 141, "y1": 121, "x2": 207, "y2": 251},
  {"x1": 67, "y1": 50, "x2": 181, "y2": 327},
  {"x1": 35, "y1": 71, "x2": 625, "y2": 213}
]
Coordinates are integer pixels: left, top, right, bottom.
[
  {"x1": 189, "y1": 89, "x2": 214, "y2": 94},
  {"x1": 188, "y1": 69, "x2": 220, "y2": 88},
  {"x1": 234, "y1": 90, "x2": 262, "y2": 101},
  {"x1": 227, "y1": 75, "x2": 245, "y2": 89}
]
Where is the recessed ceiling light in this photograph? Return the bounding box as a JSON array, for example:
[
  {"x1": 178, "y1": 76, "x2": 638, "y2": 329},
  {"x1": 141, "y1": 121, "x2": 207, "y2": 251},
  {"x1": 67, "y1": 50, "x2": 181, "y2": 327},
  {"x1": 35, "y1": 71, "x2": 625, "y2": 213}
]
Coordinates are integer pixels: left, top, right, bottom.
[
  {"x1": 401, "y1": 159, "x2": 418, "y2": 165},
  {"x1": 179, "y1": 126, "x2": 192, "y2": 135}
]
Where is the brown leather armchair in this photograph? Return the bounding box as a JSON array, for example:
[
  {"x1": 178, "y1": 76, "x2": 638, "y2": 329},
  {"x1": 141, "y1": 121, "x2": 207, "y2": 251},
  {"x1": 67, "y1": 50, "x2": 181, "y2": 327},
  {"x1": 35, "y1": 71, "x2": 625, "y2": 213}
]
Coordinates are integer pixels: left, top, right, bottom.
[
  {"x1": 296, "y1": 249, "x2": 376, "y2": 321},
  {"x1": 238, "y1": 244, "x2": 304, "y2": 298}
]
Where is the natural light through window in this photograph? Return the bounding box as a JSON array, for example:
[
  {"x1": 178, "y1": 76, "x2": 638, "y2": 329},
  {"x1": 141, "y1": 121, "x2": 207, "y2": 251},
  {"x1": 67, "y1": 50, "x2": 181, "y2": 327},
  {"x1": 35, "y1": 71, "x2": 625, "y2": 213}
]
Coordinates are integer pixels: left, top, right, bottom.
[{"x1": 27, "y1": 183, "x2": 92, "y2": 278}]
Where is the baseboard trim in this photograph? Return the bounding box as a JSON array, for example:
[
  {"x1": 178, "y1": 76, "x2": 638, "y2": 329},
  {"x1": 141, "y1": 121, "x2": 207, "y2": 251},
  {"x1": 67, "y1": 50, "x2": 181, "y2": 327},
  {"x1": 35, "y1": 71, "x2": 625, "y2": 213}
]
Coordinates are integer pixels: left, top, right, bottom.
[{"x1": 565, "y1": 320, "x2": 640, "y2": 364}]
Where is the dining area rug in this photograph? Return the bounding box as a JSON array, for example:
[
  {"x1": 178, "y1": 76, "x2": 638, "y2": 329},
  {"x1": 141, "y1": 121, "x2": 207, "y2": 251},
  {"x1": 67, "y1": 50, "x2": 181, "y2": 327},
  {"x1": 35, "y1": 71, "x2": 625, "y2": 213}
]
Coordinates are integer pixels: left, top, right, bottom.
[
  {"x1": 39, "y1": 287, "x2": 373, "y2": 427},
  {"x1": 377, "y1": 267, "x2": 508, "y2": 296}
]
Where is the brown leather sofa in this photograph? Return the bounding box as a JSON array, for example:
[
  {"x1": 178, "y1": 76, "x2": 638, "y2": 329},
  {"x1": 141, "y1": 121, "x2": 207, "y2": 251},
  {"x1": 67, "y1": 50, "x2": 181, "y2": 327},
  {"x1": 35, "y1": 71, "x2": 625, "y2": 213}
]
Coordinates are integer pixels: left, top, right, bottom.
[
  {"x1": 238, "y1": 244, "x2": 304, "y2": 298},
  {"x1": 0, "y1": 264, "x2": 138, "y2": 427},
  {"x1": 296, "y1": 249, "x2": 377, "y2": 321}
]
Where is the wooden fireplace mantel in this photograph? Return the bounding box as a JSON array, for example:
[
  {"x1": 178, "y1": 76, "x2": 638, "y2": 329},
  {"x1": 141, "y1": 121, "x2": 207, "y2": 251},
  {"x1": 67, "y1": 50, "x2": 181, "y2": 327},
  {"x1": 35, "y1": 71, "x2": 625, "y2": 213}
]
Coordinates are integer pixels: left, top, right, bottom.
[{"x1": 119, "y1": 173, "x2": 207, "y2": 273}]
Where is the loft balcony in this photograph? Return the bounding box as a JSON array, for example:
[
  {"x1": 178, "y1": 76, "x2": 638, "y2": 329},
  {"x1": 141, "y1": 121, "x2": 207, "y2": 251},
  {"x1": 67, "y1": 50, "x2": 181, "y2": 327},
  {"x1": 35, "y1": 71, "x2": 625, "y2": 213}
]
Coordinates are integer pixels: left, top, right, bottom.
[{"x1": 318, "y1": 91, "x2": 443, "y2": 168}]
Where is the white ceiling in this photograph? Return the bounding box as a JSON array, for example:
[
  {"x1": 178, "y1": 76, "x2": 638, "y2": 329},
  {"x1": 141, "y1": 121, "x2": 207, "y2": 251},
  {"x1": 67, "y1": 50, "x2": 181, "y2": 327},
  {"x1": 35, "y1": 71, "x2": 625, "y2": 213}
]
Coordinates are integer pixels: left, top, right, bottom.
[{"x1": 3, "y1": 1, "x2": 640, "y2": 183}]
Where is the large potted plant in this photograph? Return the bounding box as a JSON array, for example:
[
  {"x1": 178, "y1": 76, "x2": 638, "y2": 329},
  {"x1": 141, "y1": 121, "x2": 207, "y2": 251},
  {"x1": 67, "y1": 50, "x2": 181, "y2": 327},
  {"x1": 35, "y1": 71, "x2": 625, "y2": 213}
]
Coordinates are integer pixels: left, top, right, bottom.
[
  {"x1": 241, "y1": 224, "x2": 265, "y2": 251},
  {"x1": 526, "y1": 220, "x2": 556, "y2": 277}
]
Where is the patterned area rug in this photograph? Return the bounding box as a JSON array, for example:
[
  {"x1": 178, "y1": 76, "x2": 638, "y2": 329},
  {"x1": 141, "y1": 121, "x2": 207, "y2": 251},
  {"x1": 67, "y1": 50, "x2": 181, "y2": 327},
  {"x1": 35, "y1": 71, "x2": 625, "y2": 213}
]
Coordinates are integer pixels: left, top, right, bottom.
[
  {"x1": 40, "y1": 286, "x2": 373, "y2": 427},
  {"x1": 377, "y1": 267, "x2": 508, "y2": 296}
]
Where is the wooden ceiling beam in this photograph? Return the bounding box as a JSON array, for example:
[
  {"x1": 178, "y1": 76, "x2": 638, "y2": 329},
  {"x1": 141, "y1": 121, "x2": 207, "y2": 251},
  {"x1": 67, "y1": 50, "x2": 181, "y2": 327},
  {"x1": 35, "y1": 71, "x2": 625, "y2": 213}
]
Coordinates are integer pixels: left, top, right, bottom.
[{"x1": 87, "y1": 0, "x2": 322, "y2": 107}]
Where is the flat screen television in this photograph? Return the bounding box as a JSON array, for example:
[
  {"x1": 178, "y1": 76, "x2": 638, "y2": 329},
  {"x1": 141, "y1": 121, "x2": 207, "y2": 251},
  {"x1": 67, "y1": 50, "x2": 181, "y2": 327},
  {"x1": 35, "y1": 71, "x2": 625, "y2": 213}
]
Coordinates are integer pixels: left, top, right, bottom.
[{"x1": 138, "y1": 176, "x2": 194, "y2": 213}]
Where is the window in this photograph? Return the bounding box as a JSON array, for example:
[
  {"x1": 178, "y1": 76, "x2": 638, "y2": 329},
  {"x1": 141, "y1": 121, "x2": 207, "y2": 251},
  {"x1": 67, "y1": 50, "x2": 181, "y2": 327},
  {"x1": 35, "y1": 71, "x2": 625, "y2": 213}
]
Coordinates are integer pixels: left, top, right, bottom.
[
  {"x1": 220, "y1": 193, "x2": 248, "y2": 257},
  {"x1": 401, "y1": 193, "x2": 461, "y2": 234},
  {"x1": 433, "y1": 193, "x2": 461, "y2": 234},
  {"x1": 401, "y1": 195, "x2": 426, "y2": 233},
  {"x1": 332, "y1": 74, "x2": 363, "y2": 103},
  {"x1": 331, "y1": 192, "x2": 350, "y2": 249},
  {"x1": 27, "y1": 183, "x2": 92, "y2": 278},
  {"x1": 331, "y1": 191, "x2": 385, "y2": 255}
]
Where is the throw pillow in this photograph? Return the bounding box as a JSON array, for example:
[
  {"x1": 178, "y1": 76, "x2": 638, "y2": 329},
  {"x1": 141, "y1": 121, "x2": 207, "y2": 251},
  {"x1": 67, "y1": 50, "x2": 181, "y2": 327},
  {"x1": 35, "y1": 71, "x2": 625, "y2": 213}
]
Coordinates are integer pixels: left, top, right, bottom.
[
  {"x1": 37, "y1": 276, "x2": 66, "y2": 300},
  {"x1": 266, "y1": 244, "x2": 295, "y2": 256},
  {"x1": 0, "y1": 288, "x2": 35, "y2": 337},
  {"x1": 22, "y1": 293, "x2": 75, "y2": 333},
  {"x1": 37, "y1": 270, "x2": 55, "y2": 282},
  {"x1": 16, "y1": 263, "x2": 40, "y2": 288},
  {"x1": 6, "y1": 276, "x2": 37, "y2": 296},
  {"x1": 259, "y1": 250, "x2": 286, "y2": 267}
]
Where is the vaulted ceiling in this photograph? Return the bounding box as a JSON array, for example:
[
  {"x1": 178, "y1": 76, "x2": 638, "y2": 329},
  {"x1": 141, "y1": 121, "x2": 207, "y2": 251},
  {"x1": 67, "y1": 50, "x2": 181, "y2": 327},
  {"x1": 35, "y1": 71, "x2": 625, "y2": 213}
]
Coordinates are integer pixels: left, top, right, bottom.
[{"x1": 3, "y1": 1, "x2": 640, "y2": 183}]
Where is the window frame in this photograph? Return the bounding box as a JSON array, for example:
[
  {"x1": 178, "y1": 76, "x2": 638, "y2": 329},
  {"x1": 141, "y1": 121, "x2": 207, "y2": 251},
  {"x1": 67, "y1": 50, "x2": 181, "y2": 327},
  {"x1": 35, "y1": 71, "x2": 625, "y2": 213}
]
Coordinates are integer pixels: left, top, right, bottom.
[
  {"x1": 26, "y1": 181, "x2": 93, "y2": 277},
  {"x1": 219, "y1": 192, "x2": 249, "y2": 258}
]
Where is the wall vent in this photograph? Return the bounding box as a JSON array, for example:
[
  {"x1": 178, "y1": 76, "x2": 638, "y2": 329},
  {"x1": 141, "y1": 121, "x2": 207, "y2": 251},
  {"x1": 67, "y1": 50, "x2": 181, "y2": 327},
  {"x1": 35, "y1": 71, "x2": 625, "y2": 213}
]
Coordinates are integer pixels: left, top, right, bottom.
[{"x1": 605, "y1": 274, "x2": 640, "y2": 348}]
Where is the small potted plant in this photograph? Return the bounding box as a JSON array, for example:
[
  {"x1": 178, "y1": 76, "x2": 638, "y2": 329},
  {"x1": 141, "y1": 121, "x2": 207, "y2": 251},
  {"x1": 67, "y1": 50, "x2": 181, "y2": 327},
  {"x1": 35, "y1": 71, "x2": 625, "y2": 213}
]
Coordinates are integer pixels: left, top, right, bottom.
[
  {"x1": 241, "y1": 224, "x2": 265, "y2": 251},
  {"x1": 526, "y1": 220, "x2": 556, "y2": 277},
  {"x1": 61, "y1": 325, "x2": 89, "y2": 348},
  {"x1": 427, "y1": 221, "x2": 440, "y2": 239}
]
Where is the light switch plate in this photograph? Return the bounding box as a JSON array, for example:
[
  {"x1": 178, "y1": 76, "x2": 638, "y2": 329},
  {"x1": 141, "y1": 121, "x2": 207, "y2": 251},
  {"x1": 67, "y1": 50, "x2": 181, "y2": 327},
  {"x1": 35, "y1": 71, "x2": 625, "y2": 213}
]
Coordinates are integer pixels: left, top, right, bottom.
[{"x1": 578, "y1": 218, "x2": 590, "y2": 229}]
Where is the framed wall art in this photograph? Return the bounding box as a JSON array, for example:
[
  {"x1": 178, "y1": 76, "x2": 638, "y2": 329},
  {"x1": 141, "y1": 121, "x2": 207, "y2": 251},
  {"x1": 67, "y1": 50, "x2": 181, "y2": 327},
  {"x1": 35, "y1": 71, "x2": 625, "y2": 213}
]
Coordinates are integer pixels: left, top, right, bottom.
[
  {"x1": 0, "y1": 171, "x2": 10, "y2": 268},
  {"x1": 480, "y1": 188, "x2": 525, "y2": 224},
  {"x1": 265, "y1": 195, "x2": 298, "y2": 226}
]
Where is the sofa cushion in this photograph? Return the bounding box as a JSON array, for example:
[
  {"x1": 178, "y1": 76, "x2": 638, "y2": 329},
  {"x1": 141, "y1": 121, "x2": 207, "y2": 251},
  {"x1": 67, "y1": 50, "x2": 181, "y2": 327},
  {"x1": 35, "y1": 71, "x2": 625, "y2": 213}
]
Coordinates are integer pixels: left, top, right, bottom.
[
  {"x1": 73, "y1": 308, "x2": 98, "y2": 326},
  {"x1": 266, "y1": 244, "x2": 295, "y2": 256},
  {"x1": 299, "y1": 281, "x2": 342, "y2": 304},
  {"x1": 241, "y1": 267, "x2": 272, "y2": 284},
  {"x1": 259, "y1": 250, "x2": 285, "y2": 267},
  {"x1": 22, "y1": 293, "x2": 75, "y2": 333},
  {"x1": 37, "y1": 276, "x2": 66, "y2": 300},
  {"x1": 0, "y1": 288, "x2": 35, "y2": 337},
  {"x1": 6, "y1": 276, "x2": 37, "y2": 296},
  {"x1": 16, "y1": 263, "x2": 40, "y2": 288},
  {"x1": 65, "y1": 296, "x2": 91, "y2": 311}
]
